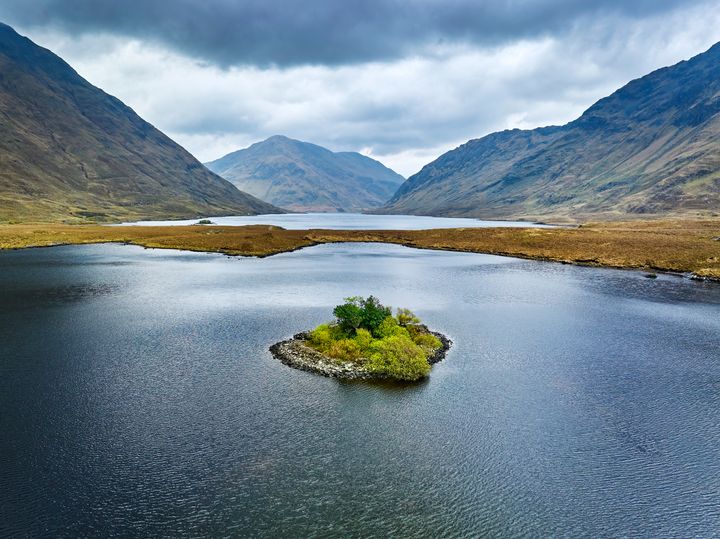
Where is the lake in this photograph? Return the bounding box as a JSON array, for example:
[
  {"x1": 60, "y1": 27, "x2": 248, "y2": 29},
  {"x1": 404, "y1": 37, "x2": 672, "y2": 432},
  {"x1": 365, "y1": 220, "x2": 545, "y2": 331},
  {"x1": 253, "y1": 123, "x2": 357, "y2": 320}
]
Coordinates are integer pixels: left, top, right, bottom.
[
  {"x1": 118, "y1": 212, "x2": 556, "y2": 230},
  {"x1": 1, "y1": 240, "x2": 719, "y2": 537}
]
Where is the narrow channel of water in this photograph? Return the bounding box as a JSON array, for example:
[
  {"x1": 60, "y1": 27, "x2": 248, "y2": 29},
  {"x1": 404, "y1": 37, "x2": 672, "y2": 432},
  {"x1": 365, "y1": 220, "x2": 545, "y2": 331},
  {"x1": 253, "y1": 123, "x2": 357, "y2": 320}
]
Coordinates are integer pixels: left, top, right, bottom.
[{"x1": 118, "y1": 212, "x2": 557, "y2": 229}]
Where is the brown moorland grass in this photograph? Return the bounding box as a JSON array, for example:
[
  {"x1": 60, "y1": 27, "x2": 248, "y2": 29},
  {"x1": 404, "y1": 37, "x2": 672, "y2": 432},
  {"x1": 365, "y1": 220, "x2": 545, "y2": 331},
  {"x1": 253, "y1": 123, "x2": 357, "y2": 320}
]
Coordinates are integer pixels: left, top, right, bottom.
[{"x1": 0, "y1": 219, "x2": 718, "y2": 280}]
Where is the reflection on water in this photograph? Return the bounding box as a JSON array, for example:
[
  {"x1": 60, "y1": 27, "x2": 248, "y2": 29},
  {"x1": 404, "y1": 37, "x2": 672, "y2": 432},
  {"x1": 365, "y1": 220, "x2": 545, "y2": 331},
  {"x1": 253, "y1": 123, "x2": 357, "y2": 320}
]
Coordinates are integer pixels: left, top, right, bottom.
[{"x1": 1, "y1": 242, "x2": 719, "y2": 537}]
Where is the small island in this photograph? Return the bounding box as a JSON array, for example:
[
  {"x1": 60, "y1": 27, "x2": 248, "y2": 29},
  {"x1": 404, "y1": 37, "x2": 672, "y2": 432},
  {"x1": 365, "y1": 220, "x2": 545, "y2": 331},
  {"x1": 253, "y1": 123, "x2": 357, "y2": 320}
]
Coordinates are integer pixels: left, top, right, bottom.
[{"x1": 270, "y1": 296, "x2": 451, "y2": 381}]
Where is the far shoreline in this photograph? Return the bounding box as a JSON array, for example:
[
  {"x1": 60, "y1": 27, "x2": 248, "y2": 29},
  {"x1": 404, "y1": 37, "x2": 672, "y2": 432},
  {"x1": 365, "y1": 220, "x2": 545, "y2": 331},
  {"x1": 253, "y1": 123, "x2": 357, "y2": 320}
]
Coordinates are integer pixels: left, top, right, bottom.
[{"x1": 0, "y1": 219, "x2": 718, "y2": 282}]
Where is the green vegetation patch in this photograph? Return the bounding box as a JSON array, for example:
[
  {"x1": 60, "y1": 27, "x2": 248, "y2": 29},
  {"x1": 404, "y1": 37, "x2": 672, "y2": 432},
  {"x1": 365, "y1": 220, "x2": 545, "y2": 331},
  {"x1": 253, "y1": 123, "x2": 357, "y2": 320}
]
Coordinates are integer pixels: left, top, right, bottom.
[{"x1": 306, "y1": 296, "x2": 443, "y2": 381}]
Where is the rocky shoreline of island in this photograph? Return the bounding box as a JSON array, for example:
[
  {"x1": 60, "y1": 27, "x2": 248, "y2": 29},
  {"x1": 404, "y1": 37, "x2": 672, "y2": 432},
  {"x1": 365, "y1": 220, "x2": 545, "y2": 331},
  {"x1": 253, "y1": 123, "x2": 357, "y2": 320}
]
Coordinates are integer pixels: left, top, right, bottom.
[{"x1": 269, "y1": 329, "x2": 452, "y2": 381}]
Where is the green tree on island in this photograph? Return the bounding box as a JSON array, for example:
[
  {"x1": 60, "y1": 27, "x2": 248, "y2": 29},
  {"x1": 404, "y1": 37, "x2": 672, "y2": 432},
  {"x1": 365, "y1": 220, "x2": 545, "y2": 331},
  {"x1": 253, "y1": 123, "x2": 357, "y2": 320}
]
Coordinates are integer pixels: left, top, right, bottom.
[
  {"x1": 308, "y1": 296, "x2": 443, "y2": 381},
  {"x1": 333, "y1": 296, "x2": 391, "y2": 335}
]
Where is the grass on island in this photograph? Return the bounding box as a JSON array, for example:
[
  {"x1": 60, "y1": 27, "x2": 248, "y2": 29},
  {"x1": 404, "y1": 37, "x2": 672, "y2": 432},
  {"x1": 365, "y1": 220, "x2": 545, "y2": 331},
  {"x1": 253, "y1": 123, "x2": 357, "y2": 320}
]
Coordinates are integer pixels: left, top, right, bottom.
[
  {"x1": 0, "y1": 218, "x2": 718, "y2": 279},
  {"x1": 306, "y1": 296, "x2": 443, "y2": 381}
]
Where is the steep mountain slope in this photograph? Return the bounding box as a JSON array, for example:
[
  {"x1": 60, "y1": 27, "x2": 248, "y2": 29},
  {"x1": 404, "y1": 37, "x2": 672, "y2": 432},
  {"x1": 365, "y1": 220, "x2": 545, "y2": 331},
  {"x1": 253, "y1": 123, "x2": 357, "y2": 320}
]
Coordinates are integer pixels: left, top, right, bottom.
[
  {"x1": 382, "y1": 42, "x2": 720, "y2": 220},
  {"x1": 205, "y1": 136, "x2": 404, "y2": 212},
  {"x1": 0, "y1": 23, "x2": 280, "y2": 222}
]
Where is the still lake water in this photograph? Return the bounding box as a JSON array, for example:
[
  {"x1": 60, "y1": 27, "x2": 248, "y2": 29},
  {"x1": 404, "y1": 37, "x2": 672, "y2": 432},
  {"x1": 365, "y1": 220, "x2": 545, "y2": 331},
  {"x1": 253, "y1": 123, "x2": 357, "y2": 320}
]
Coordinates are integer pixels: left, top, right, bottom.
[
  {"x1": 2, "y1": 240, "x2": 719, "y2": 537},
  {"x1": 119, "y1": 212, "x2": 556, "y2": 230}
]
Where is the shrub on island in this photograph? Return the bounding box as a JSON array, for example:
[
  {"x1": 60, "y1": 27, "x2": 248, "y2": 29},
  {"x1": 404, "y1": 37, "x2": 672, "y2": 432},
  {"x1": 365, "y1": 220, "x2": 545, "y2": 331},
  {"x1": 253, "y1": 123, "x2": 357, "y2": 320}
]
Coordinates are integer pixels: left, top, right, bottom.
[{"x1": 305, "y1": 296, "x2": 443, "y2": 381}]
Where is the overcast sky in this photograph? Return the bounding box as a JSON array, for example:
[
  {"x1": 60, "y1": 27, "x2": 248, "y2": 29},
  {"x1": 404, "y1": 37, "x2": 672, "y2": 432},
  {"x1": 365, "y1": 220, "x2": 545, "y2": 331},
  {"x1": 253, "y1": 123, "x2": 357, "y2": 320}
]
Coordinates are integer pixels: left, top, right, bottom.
[{"x1": 2, "y1": 0, "x2": 720, "y2": 176}]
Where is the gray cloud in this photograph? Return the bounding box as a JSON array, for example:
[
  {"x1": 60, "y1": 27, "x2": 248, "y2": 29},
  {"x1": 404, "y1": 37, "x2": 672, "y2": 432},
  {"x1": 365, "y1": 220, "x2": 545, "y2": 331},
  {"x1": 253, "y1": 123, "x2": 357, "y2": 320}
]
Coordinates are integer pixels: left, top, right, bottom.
[
  {"x1": 33, "y1": 0, "x2": 717, "y2": 177},
  {"x1": 4, "y1": 1, "x2": 720, "y2": 176},
  {"x1": 0, "y1": 0, "x2": 709, "y2": 67}
]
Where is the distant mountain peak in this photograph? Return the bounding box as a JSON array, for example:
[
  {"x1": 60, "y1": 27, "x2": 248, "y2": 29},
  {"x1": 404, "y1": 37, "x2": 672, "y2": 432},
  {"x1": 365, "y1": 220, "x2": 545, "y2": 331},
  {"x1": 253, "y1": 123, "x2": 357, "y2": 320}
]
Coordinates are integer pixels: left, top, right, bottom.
[
  {"x1": 206, "y1": 137, "x2": 404, "y2": 212},
  {"x1": 264, "y1": 134, "x2": 293, "y2": 142}
]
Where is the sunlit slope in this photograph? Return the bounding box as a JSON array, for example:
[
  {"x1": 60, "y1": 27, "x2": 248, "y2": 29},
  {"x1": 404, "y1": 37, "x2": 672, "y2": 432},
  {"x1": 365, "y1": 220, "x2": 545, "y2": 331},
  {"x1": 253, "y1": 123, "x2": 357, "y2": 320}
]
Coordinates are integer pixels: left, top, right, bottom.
[{"x1": 382, "y1": 42, "x2": 720, "y2": 220}]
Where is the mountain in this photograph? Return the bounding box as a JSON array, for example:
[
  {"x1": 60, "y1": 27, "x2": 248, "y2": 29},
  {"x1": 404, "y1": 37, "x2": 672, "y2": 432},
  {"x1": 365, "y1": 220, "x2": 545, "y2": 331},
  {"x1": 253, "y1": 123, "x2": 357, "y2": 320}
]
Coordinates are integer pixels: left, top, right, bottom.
[
  {"x1": 0, "y1": 23, "x2": 280, "y2": 223},
  {"x1": 205, "y1": 136, "x2": 405, "y2": 212},
  {"x1": 381, "y1": 42, "x2": 720, "y2": 221}
]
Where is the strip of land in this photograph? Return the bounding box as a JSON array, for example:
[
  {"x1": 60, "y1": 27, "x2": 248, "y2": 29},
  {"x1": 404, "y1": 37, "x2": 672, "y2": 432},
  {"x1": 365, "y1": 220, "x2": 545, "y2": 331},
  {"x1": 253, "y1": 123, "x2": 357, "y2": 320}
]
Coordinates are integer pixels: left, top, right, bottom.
[{"x1": 0, "y1": 220, "x2": 718, "y2": 280}]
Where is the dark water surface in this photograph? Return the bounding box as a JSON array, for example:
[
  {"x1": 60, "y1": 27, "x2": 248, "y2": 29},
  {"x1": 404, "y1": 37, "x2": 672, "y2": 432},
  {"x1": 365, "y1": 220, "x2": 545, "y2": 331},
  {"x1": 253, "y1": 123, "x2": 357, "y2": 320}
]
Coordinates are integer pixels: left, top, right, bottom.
[{"x1": 1, "y1": 243, "x2": 719, "y2": 537}]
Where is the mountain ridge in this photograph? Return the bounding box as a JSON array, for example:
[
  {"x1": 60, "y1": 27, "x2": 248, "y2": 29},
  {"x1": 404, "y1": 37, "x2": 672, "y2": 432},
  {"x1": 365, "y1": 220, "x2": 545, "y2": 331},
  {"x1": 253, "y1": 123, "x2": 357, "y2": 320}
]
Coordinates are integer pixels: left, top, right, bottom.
[
  {"x1": 381, "y1": 41, "x2": 720, "y2": 220},
  {"x1": 206, "y1": 135, "x2": 404, "y2": 212},
  {"x1": 0, "y1": 23, "x2": 280, "y2": 223}
]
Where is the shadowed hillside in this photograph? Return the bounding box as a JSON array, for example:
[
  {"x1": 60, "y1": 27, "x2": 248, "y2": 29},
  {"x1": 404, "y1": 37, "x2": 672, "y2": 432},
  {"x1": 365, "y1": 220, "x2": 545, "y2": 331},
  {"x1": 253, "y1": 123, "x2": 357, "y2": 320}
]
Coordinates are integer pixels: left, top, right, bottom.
[{"x1": 0, "y1": 23, "x2": 280, "y2": 222}]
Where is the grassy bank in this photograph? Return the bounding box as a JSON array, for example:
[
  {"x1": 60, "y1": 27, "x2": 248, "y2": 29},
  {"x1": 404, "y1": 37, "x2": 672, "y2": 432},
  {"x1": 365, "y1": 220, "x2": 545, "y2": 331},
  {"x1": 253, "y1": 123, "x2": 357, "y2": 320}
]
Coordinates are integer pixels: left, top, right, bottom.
[{"x1": 0, "y1": 220, "x2": 718, "y2": 280}]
